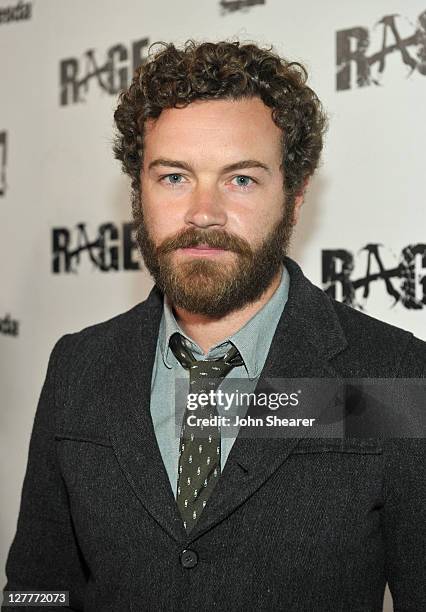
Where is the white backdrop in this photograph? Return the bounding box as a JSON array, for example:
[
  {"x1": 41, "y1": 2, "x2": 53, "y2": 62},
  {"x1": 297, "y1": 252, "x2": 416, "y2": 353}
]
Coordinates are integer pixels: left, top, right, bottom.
[{"x1": 1, "y1": 1, "x2": 425, "y2": 608}]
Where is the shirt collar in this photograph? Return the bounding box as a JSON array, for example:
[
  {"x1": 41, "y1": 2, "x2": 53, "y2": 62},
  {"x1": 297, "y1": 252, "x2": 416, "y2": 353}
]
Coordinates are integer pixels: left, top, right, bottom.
[{"x1": 158, "y1": 264, "x2": 290, "y2": 379}]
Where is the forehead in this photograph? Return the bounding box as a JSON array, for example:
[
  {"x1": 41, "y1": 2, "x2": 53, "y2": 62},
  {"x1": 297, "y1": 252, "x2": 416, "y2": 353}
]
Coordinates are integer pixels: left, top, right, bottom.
[{"x1": 143, "y1": 97, "x2": 282, "y2": 166}]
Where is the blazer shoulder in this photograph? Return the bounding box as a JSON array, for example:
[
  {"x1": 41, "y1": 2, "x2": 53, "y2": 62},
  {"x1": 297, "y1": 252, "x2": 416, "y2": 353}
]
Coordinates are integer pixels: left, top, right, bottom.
[
  {"x1": 326, "y1": 294, "x2": 425, "y2": 376},
  {"x1": 330, "y1": 295, "x2": 413, "y2": 341},
  {"x1": 45, "y1": 296, "x2": 160, "y2": 427},
  {"x1": 51, "y1": 297, "x2": 155, "y2": 373}
]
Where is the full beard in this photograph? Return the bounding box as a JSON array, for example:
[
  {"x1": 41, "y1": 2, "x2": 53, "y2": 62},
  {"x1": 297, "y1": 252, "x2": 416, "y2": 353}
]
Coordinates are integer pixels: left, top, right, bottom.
[{"x1": 131, "y1": 190, "x2": 295, "y2": 318}]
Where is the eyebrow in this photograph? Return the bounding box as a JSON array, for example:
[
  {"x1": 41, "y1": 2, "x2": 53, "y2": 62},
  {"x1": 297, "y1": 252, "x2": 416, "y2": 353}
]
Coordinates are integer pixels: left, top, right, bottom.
[{"x1": 147, "y1": 158, "x2": 272, "y2": 175}]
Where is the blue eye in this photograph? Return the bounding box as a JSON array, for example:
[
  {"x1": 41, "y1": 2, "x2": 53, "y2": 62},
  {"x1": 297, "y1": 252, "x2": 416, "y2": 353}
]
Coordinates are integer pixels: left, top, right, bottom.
[
  {"x1": 161, "y1": 173, "x2": 184, "y2": 185},
  {"x1": 232, "y1": 175, "x2": 255, "y2": 188}
]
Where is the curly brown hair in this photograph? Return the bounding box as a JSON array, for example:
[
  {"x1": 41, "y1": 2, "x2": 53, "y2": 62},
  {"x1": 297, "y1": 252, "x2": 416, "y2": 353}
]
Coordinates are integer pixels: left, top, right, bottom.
[{"x1": 113, "y1": 39, "x2": 327, "y2": 200}]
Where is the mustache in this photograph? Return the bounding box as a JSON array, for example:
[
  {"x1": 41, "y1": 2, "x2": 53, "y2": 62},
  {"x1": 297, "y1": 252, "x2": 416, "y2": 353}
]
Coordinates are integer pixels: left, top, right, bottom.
[{"x1": 156, "y1": 228, "x2": 253, "y2": 257}]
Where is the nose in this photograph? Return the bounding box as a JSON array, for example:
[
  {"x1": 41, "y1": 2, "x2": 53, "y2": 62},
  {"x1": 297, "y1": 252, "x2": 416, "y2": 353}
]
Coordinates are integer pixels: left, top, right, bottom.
[{"x1": 184, "y1": 183, "x2": 227, "y2": 229}]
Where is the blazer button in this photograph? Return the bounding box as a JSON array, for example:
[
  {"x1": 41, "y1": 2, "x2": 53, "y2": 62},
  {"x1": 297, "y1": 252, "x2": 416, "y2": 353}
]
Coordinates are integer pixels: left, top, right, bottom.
[{"x1": 180, "y1": 549, "x2": 198, "y2": 568}]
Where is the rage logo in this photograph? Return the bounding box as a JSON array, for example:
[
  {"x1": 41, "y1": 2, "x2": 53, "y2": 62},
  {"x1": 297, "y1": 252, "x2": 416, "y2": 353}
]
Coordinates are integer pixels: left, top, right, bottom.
[
  {"x1": 336, "y1": 10, "x2": 426, "y2": 90},
  {"x1": 51, "y1": 222, "x2": 141, "y2": 273},
  {"x1": 322, "y1": 244, "x2": 426, "y2": 311},
  {"x1": 59, "y1": 37, "x2": 149, "y2": 106}
]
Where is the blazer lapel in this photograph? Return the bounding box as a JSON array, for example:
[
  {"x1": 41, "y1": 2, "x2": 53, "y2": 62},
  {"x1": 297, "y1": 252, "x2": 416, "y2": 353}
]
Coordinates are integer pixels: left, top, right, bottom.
[{"x1": 107, "y1": 284, "x2": 188, "y2": 543}]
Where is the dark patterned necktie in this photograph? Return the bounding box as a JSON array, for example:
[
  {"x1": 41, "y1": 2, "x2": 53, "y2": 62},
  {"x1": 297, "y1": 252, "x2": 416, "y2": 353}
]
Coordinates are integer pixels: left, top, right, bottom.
[{"x1": 169, "y1": 332, "x2": 244, "y2": 533}]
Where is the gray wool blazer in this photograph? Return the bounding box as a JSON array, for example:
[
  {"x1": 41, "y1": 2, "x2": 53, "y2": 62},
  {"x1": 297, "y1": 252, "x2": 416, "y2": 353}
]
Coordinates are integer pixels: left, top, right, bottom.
[{"x1": 3, "y1": 256, "x2": 426, "y2": 612}]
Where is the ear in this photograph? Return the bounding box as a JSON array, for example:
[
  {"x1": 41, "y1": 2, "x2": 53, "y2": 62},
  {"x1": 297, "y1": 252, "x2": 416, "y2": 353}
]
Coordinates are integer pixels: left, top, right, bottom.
[{"x1": 292, "y1": 177, "x2": 310, "y2": 225}]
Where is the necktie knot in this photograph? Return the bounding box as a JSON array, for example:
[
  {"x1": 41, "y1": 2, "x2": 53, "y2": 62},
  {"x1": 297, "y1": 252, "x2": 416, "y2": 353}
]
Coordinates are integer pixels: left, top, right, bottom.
[{"x1": 169, "y1": 332, "x2": 244, "y2": 377}]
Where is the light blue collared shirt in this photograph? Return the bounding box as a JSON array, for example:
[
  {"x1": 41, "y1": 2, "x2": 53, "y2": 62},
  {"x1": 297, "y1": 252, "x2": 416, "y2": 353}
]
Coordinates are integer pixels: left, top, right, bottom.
[{"x1": 150, "y1": 264, "x2": 290, "y2": 498}]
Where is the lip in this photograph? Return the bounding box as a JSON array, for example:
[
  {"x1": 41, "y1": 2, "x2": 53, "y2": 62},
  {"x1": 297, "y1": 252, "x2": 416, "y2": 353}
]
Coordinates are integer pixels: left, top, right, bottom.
[{"x1": 178, "y1": 246, "x2": 228, "y2": 256}]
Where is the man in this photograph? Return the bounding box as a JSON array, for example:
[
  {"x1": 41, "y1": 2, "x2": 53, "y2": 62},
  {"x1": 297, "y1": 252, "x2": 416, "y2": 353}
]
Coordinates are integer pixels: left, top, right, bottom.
[{"x1": 3, "y1": 39, "x2": 425, "y2": 611}]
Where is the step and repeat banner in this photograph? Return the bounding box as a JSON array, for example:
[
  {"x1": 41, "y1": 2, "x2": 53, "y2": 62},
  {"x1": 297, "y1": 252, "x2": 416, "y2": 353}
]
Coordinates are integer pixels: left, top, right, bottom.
[{"x1": 1, "y1": 0, "x2": 425, "y2": 605}]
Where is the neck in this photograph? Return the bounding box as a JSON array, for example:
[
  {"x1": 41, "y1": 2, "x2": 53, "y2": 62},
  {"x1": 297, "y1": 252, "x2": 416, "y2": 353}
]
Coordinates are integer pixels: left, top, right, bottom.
[{"x1": 170, "y1": 264, "x2": 283, "y2": 355}]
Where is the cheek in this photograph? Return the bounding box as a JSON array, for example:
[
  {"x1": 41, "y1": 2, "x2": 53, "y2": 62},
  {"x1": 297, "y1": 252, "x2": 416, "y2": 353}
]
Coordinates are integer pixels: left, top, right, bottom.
[
  {"x1": 227, "y1": 211, "x2": 255, "y2": 239},
  {"x1": 228, "y1": 202, "x2": 281, "y2": 242}
]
